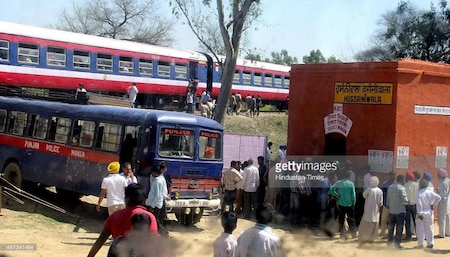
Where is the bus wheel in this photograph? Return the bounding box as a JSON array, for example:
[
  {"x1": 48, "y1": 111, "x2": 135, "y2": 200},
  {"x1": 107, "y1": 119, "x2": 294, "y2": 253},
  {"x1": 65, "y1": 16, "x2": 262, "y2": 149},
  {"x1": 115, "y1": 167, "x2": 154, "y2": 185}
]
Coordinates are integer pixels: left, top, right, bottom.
[{"x1": 3, "y1": 162, "x2": 22, "y2": 188}]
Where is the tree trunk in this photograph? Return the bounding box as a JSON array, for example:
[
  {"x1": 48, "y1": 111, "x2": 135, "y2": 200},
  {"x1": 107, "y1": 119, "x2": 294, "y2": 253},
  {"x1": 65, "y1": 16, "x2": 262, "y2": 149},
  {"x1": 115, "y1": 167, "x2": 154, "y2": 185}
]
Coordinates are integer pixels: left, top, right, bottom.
[{"x1": 214, "y1": 56, "x2": 238, "y2": 125}]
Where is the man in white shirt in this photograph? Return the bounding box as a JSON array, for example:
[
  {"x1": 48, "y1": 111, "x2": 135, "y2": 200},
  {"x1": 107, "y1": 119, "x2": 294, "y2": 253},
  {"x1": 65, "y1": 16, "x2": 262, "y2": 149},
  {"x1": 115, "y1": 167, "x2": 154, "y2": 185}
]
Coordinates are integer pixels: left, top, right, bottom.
[
  {"x1": 242, "y1": 159, "x2": 259, "y2": 219},
  {"x1": 265, "y1": 142, "x2": 273, "y2": 167},
  {"x1": 127, "y1": 83, "x2": 139, "y2": 108},
  {"x1": 213, "y1": 212, "x2": 238, "y2": 257},
  {"x1": 437, "y1": 168, "x2": 450, "y2": 238},
  {"x1": 120, "y1": 162, "x2": 138, "y2": 185},
  {"x1": 236, "y1": 203, "x2": 282, "y2": 257},
  {"x1": 276, "y1": 144, "x2": 287, "y2": 163},
  {"x1": 404, "y1": 170, "x2": 419, "y2": 240},
  {"x1": 96, "y1": 162, "x2": 128, "y2": 215},
  {"x1": 221, "y1": 161, "x2": 243, "y2": 212}
]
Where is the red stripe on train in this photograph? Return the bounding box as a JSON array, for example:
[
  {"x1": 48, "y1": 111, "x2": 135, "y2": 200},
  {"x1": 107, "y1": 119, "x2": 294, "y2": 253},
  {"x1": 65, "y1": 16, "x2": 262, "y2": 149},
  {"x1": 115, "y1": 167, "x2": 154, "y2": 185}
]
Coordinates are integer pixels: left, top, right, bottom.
[{"x1": 0, "y1": 134, "x2": 118, "y2": 164}]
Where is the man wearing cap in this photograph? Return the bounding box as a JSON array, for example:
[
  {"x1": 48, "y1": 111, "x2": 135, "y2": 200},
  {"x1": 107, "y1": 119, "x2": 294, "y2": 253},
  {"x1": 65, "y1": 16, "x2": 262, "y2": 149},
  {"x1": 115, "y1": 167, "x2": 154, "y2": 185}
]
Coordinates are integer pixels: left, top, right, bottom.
[
  {"x1": 404, "y1": 170, "x2": 419, "y2": 240},
  {"x1": 97, "y1": 161, "x2": 128, "y2": 215},
  {"x1": 437, "y1": 168, "x2": 450, "y2": 238},
  {"x1": 423, "y1": 171, "x2": 434, "y2": 191}
]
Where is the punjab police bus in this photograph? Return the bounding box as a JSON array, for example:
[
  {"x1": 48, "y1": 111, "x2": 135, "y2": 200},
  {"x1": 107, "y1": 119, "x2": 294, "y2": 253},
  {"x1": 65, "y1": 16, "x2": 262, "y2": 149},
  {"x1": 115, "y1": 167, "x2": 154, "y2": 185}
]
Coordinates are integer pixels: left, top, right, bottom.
[{"x1": 0, "y1": 96, "x2": 223, "y2": 224}]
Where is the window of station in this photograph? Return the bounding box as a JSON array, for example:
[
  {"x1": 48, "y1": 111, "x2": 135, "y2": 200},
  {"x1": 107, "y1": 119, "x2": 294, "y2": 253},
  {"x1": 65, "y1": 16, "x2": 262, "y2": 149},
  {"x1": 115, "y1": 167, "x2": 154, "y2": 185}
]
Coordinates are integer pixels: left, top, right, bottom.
[
  {"x1": 284, "y1": 76, "x2": 290, "y2": 88},
  {"x1": 96, "y1": 122, "x2": 122, "y2": 152},
  {"x1": 18, "y1": 43, "x2": 39, "y2": 64},
  {"x1": 253, "y1": 72, "x2": 262, "y2": 85},
  {"x1": 274, "y1": 75, "x2": 283, "y2": 88},
  {"x1": 119, "y1": 56, "x2": 133, "y2": 73},
  {"x1": 47, "y1": 47, "x2": 66, "y2": 67},
  {"x1": 8, "y1": 111, "x2": 27, "y2": 135},
  {"x1": 73, "y1": 50, "x2": 90, "y2": 69},
  {"x1": 158, "y1": 128, "x2": 194, "y2": 158},
  {"x1": 139, "y1": 58, "x2": 153, "y2": 75},
  {"x1": 264, "y1": 74, "x2": 273, "y2": 86},
  {"x1": 0, "y1": 40, "x2": 9, "y2": 61},
  {"x1": 242, "y1": 71, "x2": 251, "y2": 84},
  {"x1": 157, "y1": 61, "x2": 170, "y2": 77},
  {"x1": 199, "y1": 131, "x2": 222, "y2": 160},
  {"x1": 97, "y1": 53, "x2": 113, "y2": 71},
  {"x1": 233, "y1": 70, "x2": 241, "y2": 84},
  {"x1": 174, "y1": 63, "x2": 187, "y2": 79},
  {"x1": 0, "y1": 109, "x2": 6, "y2": 132},
  {"x1": 72, "y1": 120, "x2": 95, "y2": 147}
]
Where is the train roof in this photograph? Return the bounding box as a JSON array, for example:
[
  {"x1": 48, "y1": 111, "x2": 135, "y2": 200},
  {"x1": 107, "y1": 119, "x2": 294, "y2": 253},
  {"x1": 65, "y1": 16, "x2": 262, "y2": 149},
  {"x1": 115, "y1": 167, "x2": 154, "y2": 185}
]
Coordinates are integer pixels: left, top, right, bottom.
[
  {"x1": 0, "y1": 21, "x2": 205, "y2": 62},
  {"x1": 0, "y1": 96, "x2": 223, "y2": 131}
]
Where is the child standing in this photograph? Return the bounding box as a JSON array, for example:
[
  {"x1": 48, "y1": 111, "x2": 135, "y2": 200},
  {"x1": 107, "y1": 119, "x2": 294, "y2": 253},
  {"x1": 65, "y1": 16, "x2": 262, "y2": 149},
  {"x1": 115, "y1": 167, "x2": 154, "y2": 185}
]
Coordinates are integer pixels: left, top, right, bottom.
[{"x1": 213, "y1": 212, "x2": 238, "y2": 257}]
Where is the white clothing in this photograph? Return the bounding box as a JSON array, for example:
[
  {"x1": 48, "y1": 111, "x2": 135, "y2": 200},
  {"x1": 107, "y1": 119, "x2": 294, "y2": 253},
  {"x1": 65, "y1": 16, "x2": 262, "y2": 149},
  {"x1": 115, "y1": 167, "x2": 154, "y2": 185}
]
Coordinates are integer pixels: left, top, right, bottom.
[
  {"x1": 127, "y1": 85, "x2": 139, "y2": 104},
  {"x1": 405, "y1": 180, "x2": 419, "y2": 205},
  {"x1": 362, "y1": 186, "x2": 383, "y2": 223},
  {"x1": 265, "y1": 147, "x2": 272, "y2": 164},
  {"x1": 438, "y1": 177, "x2": 450, "y2": 237},
  {"x1": 100, "y1": 174, "x2": 128, "y2": 207},
  {"x1": 236, "y1": 224, "x2": 282, "y2": 257},
  {"x1": 213, "y1": 232, "x2": 238, "y2": 257},
  {"x1": 363, "y1": 173, "x2": 372, "y2": 191},
  {"x1": 242, "y1": 165, "x2": 259, "y2": 193},
  {"x1": 121, "y1": 173, "x2": 138, "y2": 185},
  {"x1": 416, "y1": 188, "x2": 441, "y2": 247},
  {"x1": 276, "y1": 149, "x2": 286, "y2": 163},
  {"x1": 186, "y1": 91, "x2": 194, "y2": 104}
]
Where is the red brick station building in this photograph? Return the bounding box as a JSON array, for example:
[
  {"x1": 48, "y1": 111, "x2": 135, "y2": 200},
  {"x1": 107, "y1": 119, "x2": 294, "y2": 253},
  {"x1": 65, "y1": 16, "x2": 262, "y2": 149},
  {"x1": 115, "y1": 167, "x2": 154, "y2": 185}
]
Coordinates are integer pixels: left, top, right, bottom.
[{"x1": 288, "y1": 59, "x2": 449, "y2": 182}]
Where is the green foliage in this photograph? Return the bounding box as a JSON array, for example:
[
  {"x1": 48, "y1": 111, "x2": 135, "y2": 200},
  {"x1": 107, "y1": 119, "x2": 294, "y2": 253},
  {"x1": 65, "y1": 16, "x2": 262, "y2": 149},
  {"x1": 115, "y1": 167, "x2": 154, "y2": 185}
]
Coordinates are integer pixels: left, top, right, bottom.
[
  {"x1": 269, "y1": 49, "x2": 298, "y2": 65},
  {"x1": 327, "y1": 55, "x2": 342, "y2": 63},
  {"x1": 303, "y1": 49, "x2": 326, "y2": 63}
]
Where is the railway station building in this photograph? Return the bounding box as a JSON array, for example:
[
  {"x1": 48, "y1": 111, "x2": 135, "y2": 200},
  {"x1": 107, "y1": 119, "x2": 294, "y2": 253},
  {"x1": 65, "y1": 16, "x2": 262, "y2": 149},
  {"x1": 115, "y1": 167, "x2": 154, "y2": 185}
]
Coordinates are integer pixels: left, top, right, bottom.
[{"x1": 288, "y1": 59, "x2": 449, "y2": 181}]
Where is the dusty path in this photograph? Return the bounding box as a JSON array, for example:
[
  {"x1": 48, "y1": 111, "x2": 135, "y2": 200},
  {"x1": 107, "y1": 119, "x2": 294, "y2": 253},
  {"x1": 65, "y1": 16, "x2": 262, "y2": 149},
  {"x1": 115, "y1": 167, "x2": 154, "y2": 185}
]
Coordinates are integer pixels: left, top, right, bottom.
[{"x1": 1, "y1": 188, "x2": 450, "y2": 257}]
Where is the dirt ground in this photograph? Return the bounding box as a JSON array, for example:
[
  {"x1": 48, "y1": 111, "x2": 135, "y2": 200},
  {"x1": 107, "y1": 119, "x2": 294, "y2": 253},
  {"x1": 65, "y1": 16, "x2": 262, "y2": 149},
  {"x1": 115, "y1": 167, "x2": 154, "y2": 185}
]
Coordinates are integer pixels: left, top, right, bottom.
[{"x1": 1, "y1": 188, "x2": 450, "y2": 257}]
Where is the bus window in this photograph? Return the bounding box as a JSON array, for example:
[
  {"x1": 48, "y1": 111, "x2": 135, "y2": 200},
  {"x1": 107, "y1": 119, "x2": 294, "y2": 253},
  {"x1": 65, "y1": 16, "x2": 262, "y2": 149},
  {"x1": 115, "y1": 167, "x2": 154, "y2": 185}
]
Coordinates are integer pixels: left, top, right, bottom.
[
  {"x1": 72, "y1": 119, "x2": 95, "y2": 147},
  {"x1": 97, "y1": 122, "x2": 122, "y2": 152},
  {"x1": 47, "y1": 47, "x2": 66, "y2": 67},
  {"x1": 158, "y1": 128, "x2": 194, "y2": 158},
  {"x1": 73, "y1": 50, "x2": 90, "y2": 69},
  {"x1": 199, "y1": 131, "x2": 222, "y2": 160},
  {"x1": 174, "y1": 63, "x2": 187, "y2": 79},
  {"x1": 7, "y1": 111, "x2": 27, "y2": 135},
  {"x1": 33, "y1": 115, "x2": 48, "y2": 139},
  {"x1": 119, "y1": 56, "x2": 133, "y2": 73},
  {"x1": 97, "y1": 53, "x2": 113, "y2": 71},
  {"x1": 0, "y1": 109, "x2": 6, "y2": 131},
  {"x1": 0, "y1": 40, "x2": 9, "y2": 61},
  {"x1": 18, "y1": 43, "x2": 39, "y2": 64},
  {"x1": 54, "y1": 117, "x2": 71, "y2": 144},
  {"x1": 157, "y1": 61, "x2": 170, "y2": 77},
  {"x1": 139, "y1": 58, "x2": 153, "y2": 75}
]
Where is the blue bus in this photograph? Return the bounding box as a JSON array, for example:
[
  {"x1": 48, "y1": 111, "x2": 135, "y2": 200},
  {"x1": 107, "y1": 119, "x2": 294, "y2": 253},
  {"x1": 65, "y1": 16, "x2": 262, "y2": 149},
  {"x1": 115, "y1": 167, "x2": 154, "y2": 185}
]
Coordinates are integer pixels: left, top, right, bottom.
[{"x1": 0, "y1": 96, "x2": 223, "y2": 224}]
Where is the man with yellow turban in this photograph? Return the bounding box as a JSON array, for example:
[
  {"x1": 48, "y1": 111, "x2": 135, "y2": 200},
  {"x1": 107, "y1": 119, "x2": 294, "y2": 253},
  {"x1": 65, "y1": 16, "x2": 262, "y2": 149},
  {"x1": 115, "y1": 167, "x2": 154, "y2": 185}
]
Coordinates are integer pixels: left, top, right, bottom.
[{"x1": 96, "y1": 161, "x2": 128, "y2": 215}]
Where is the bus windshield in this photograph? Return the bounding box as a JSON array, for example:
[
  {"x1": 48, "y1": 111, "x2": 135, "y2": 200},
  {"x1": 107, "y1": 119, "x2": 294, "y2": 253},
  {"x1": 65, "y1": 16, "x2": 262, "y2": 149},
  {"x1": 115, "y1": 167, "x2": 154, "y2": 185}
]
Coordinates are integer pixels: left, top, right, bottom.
[
  {"x1": 158, "y1": 128, "x2": 194, "y2": 158},
  {"x1": 199, "y1": 130, "x2": 222, "y2": 160}
]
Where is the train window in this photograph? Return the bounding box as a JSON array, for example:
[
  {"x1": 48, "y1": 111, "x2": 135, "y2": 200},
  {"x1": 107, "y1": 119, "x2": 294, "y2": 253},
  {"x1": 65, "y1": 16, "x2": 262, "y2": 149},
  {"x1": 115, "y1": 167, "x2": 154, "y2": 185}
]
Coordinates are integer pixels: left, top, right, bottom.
[
  {"x1": 33, "y1": 115, "x2": 49, "y2": 139},
  {"x1": 274, "y1": 75, "x2": 282, "y2": 88},
  {"x1": 264, "y1": 74, "x2": 273, "y2": 86},
  {"x1": 0, "y1": 109, "x2": 6, "y2": 132},
  {"x1": 119, "y1": 56, "x2": 133, "y2": 73},
  {"x1": 233, "y1": 70, "x2": 240, "y2": 84},
  {"x1": 158, "y1": 128, "x2": 194, "y2": 158},
  {"x1": 157, "y1": 61, "x2": 170, "y2": 77},
  {"x1": 97, "y1": 122, "x2": 122, "y2": 152},
  {"x1": 8, "y1": 111, "x2": 28, "y2": 136},
  {"x1": 47, "y1": 47, "x2": 66, "y2": 67},
  {"x1": 254, "y1": 72, "x2": 262, "y2": 85},
  {"x1": 174, "y1": 64, "x2": 187, "y2": 79},
  {"x1": 18, "y1": 43, "x2": 39, "y2": 64},
  {"x1": 199, "y1": 131, "x2": 222, "y2": 160},
  {"x1": 139, "y1": 58, "x2": 153, "y2": 76},
  {"x1": 0, "y1": 40, "x2": 9, "y2": 61},
  {"x1": 73, "y1": 50, "x2": 90, "y2": 69},
  {"x1": 97, "y1": 53, "x2": 113, "y2": 71},
  {"x1": 242, "y1": 71, "x2": 251, "y2": 84},
  {"x1": 284, "y1": 77, "x2": 290, "y2": 88}
]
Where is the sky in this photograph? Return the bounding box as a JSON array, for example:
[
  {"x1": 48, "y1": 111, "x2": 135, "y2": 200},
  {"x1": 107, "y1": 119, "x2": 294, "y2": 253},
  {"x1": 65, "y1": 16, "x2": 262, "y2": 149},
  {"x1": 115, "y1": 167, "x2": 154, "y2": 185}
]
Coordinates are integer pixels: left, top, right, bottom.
[{"x1": 0, "y1": 0, "x2": 441, "y2": 62}]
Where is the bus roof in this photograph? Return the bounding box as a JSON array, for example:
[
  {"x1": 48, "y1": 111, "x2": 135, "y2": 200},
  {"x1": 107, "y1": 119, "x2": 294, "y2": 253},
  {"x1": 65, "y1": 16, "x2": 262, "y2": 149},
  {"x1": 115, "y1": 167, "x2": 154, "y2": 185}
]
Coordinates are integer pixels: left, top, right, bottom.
[{"x1": 0, "y1": 96, "x2": 223, "y2": 131}]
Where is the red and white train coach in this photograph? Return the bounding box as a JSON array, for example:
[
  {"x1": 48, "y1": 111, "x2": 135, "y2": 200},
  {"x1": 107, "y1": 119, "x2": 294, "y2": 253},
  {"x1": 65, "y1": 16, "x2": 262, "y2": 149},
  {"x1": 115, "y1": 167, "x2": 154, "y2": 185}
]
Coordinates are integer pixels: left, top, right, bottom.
[{"x1": 0, "y1": 21, "x2": 289, "y2": 106}]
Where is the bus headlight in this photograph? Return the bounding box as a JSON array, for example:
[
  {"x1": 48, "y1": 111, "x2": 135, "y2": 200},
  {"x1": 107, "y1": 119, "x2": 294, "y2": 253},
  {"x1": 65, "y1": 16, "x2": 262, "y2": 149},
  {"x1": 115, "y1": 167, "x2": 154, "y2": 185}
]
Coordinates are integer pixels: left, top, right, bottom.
[
  {"x1": 185, "y1": 208, "x2": 191, "y2": 215},
  {"x1": 194, "y1": 207, "x2": 201, "y2": 214},
  {"x1": 174, "y1": 192, "x2": 180, "y2": 200},
  {"x1": 207, "y1": 192, "x2": 213, "y2": 200}
]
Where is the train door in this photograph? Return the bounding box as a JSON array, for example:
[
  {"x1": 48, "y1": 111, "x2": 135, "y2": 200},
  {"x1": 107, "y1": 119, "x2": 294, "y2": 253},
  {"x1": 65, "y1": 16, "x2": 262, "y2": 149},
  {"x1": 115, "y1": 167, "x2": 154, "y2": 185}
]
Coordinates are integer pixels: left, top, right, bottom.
[{"x1": 189, "y1": 61, "x2": 198, "y2": 79}]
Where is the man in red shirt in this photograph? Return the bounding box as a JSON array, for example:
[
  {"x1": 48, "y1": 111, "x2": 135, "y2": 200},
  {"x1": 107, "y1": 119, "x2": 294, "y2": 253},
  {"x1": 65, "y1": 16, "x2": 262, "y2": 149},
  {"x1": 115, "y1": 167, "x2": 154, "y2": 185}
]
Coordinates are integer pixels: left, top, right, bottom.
[{"x1": 87, "y1": 183, "x2": 157, "y2": 257}]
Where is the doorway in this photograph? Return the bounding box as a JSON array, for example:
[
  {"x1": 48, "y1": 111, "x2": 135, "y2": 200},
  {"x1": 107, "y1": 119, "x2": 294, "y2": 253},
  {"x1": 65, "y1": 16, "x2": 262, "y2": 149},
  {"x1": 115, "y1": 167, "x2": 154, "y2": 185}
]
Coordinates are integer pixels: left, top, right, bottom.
[{"x1": 324, "y1": 133, "x2": 347, "y2": 155}]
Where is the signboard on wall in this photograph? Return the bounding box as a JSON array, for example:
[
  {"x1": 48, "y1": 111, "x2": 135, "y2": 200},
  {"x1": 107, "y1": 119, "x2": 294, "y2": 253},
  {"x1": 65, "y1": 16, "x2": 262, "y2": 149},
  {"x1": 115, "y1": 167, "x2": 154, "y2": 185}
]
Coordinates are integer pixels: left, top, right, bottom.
[
  {"x1": 414, "y1": 105, "x2": 450, "y2": 116},
  {"x1": 323, "y1": 113, "x2": 353, "y2": 137},
  {"x1": 368, "y1": 150, "x2": 394, "y2": 173},
  {"x1": 396, "y1": 146, "x2": 410, "y2": 169},
  {"x1": 334, "y1": 82, "x2": 393, "y2": 104},
  {"x1": 436, "y1": 146, "x2": 448, "y2": 168}
]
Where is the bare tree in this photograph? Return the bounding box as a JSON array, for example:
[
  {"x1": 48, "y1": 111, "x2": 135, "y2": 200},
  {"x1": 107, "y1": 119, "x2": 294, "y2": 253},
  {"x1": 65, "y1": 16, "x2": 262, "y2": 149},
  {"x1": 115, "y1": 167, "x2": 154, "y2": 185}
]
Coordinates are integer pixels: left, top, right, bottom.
[
  {"x1": 54, "y1": 0, "x2": 175, "y2": 46},
  {"x1": 172, "y1": 0, "x2": 261, "y2": 124}
]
